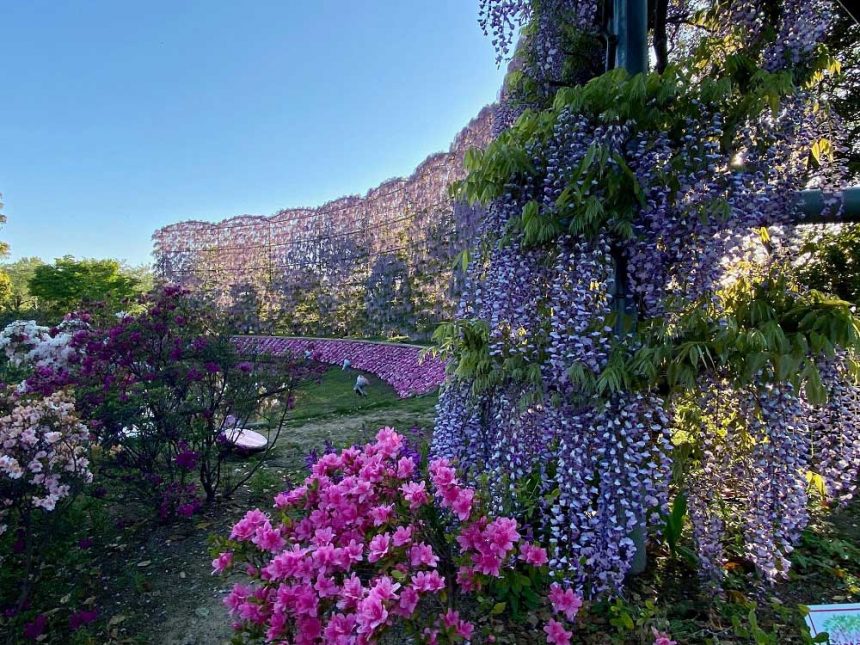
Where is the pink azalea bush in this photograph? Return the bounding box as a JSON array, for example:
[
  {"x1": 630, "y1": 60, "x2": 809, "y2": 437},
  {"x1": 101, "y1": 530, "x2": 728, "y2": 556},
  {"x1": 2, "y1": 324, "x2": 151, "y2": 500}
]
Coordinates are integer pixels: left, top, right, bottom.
[
  {"x1": 214, "y1": 428, "x2": 584, "y2": 643},
  {"x1": 0, "y1": 388, "x2": 92, "y2": 537},
  {"x1": 233, "y1": 337, "x2": 445, "y2": 397}
]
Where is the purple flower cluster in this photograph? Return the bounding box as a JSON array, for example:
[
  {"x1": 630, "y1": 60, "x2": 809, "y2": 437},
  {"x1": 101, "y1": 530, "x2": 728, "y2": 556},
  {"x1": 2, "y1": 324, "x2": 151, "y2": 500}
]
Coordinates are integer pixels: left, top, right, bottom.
[
  {"x1": 232, "y1": 337, "x2": 445, "y2": 398},
  {"x1": 175, "y1": 442, "x2": 200, "y2": 471},
  {"x1": 808, "y1": 355, "x2": 860, "y2": 505},
  {"x1": 158, "y1": 482, "x2": 203, "y2": 521}
]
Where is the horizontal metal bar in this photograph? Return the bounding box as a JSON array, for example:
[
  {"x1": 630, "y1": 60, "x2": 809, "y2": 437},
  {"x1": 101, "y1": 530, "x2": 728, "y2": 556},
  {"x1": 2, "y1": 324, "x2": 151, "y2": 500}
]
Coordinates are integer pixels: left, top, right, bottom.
[{"x1": 797, "y1": 187, "x2": 860, "y2": 224}]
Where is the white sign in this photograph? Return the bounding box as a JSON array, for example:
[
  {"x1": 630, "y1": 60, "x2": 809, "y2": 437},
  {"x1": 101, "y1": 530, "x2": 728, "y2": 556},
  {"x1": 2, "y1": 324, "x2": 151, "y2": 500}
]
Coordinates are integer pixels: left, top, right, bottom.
[{"x1": 806, "y1": 604, "x2": 860, "y2": 644}]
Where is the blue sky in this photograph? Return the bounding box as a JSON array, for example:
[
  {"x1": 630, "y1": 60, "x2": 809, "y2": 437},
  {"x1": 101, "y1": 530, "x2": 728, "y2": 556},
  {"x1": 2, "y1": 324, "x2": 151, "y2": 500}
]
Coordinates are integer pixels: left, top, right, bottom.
[{"x1": 0, "y1": 1, "x2": 507, "y2": 265}]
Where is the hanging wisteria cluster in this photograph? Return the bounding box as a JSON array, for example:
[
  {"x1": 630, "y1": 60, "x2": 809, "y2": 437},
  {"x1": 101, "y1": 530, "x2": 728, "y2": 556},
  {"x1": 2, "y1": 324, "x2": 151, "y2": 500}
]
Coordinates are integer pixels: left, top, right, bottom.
[
  {"x1": 433, "y1": 0, "x2": 859, "y2": 595},
  {"x1": 152, "y1": 109, "x2": 494, "y2": 339}
]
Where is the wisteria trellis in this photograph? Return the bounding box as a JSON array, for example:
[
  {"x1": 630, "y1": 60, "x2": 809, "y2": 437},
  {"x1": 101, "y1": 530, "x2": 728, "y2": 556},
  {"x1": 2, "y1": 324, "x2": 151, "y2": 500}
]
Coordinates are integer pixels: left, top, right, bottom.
[{"x1": 153, "y1": 108, "x2": 494, "y2": 338}]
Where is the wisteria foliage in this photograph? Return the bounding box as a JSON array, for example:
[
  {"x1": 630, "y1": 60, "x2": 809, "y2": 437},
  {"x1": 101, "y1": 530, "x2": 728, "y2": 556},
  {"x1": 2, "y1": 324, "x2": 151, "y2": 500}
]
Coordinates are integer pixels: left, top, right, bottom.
[{"x1": 434, "y1": 0, "x2": 859, "y2": 594}]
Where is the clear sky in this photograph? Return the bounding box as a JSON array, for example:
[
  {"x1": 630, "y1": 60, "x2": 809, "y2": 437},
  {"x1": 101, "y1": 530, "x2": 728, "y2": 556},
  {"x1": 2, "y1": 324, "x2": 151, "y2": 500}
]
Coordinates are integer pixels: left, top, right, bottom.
[{"x1": 0, "y1": 1, "x2": 507, "y2": 266}]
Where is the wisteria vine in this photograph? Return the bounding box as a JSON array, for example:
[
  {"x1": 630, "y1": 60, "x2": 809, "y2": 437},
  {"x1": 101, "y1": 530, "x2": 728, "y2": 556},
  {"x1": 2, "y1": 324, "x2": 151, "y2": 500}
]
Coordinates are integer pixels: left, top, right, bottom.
[{"x1": 433, "y1": 0, "x2": 859, "y2": 595}]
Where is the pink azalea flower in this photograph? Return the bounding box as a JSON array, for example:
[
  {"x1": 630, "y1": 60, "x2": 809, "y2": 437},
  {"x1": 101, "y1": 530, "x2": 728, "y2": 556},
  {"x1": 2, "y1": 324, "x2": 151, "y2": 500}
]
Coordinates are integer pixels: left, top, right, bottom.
[
  {"x1": 544, "y1": 619, "x2": 573, "y2": 645},
  {"x1": 314, "y1": 574, "x2": 339, "y2": 598},
  {"x1": 409, "y1": 542, "x2": 439, "y2": 568},
  {"x1": 253, "y1": 523, "x2": 285, "y2": 553},
  {"x1": 212, "y1": 551, "x2": 233, "y2": 574},
  {"x1": 294, "y1": 584, "x2": 319, "y2": 617},
  {"x1": 373, "y1": 427, "x2": 404, "y2": 457},
  {"x1": 485, "y1": 517, "x2": 520, "y2": 556},
  {"x1": 295, "y1": 616, "x2": 322, "y2": 644},
  {"x1": 230, "y1": 508, "x2": 267, "y2": 541},
  {"x1": 442, "y1": 609, "x2": 461, "y2": 629},
  {"x1": 440, "y1": 610, "x2": 476, "y2": 640},
  {"x1": 370, "y1": 503, "x2": 394, "y2": 526},
  {"x1": 356, "y1": 593, "x2": 388, "y2": 634},
  {"x1": 265, "y1": 610, "x2": 286, "y2": 640},
  {"x1": 218, "y1": 428, "x2": 563, "y2": 643},
  {"x1": 312, "y1": 543, "x2": 336, "y2": 568},
  {"x1": 368, "y1": 533, "x2": 391, "y2": 563},
  {"x1": 652, "y1": 627, "x2": 677, "y2": 645},
  {"x1": 312, "y1": 527, "x2": 334, "y2": 545},
  {"x1": 412, "y1": 570, "x2": 445, "y2": 593},
  {"x1": 324, "y1": 613, "x2": 357, "y2": 642},
  {"x1": 396, "y1": 456, "x2": 416, "y2": 479},
  {"x1": 369, "y1": 576, "x2": 401, "y2": 601},
  {"x1": 440, "y1": 483, "x2": 462, "y2": 506},
  {"x1": 400, "y1": 481, "x2": 429, "y2": 509},
  {"x1": 423, "y1": 627, "x2": 440, "y2": 645},
  {"x1": 398, "y1": 587, "x2": 420, "y2": 615},
  {"x1": 456, "y1": 565, "x2": 478, "y2": 592},
  {"x1": 392, "y1": 525, "x2": 413, "y2": 547},
  {"x1": 519, "y1": 542, "x2": 549, "y2": 566},
  {"x1": 337, "y1": 573, "x2": 364, "y2": 611},
  {"x1": 457, "y1": 620, "x2": 475, "y2": 640},
  {"x1": 428, "y1": 459, "x2": 457, "y2": 488},
  {"x1": 456, "y1": 522, "x2": 485, "y2": 552},
  {"x1": 473, "y1": 550, "x2": 503, "y2": 577},
  {"x1": 548, "y1": 583, "x2": 582, "y2": 621},
  {"x1": 224, "y1": 584, "x2": 252, "y2": 612},
  {"x1": 237, "y1": 601, "x2": 266, "y2": 624},
  {"x1": 343, "y1": 538, "x2": 364, "y2": 564},
  {"x1": 285, "y1": 486, "x2": 308, "y2": 505}
]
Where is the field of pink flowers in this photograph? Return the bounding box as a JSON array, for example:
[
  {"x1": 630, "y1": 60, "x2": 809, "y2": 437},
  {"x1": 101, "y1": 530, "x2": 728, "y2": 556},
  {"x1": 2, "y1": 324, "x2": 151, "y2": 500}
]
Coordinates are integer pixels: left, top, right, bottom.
[{"x1": 233, "y1": 336, "x2": 446, "y2": 398}]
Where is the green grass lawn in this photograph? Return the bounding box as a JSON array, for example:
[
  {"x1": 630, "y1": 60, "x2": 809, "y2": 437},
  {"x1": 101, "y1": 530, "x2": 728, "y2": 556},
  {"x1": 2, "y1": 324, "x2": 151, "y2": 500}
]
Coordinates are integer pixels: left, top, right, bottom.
[
  {"x1": 287, "y1": 366, "x2": 438, "y2": 422},
  {"x1": 251, "y1": 367, "x2": 438, "y2": 477}
]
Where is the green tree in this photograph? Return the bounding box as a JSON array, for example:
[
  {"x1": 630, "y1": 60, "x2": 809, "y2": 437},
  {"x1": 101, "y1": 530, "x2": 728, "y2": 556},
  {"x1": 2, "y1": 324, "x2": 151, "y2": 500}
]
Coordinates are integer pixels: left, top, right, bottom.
[
  {"x1": 0, "y1": 256, "x2": 45, "y2": 312},
  {"x1": 0, "y1": 194, "x2": 13, "y2": 312},
  {"x1": 119, "y1": 261, "x2": 155, "y2": 294},
  {"x1": 0, "y1": 193, "x2": 9, "y2": 260},
  {"x1": 28, "y1": 256, "x2": 139, "y2": 317},
  {"x1": 0, "y1": 271, "x2": 11, "y2": 309}
]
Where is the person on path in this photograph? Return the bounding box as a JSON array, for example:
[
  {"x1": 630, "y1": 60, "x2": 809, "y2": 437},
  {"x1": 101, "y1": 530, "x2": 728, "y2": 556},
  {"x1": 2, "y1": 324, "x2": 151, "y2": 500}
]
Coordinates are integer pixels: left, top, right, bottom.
[{"x1": 354, "y1": 374, "x2": 369, "y2": 397}]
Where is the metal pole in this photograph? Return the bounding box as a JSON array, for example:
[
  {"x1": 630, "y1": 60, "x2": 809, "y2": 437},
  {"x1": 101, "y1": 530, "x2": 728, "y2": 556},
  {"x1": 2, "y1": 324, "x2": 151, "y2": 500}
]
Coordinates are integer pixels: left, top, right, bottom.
[
  {"x1": 615, "y1": 0, "x2": 649, "y2": 75},
  {"x1": 611, "y1": 0, "x2": 650, "y2": 576}
]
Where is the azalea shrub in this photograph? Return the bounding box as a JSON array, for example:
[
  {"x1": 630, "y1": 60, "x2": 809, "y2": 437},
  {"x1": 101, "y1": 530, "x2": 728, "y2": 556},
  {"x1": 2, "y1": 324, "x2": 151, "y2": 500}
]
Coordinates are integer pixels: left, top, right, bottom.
[
  {"x1": 213, "y1": 428, "x2": 590, "y2": 644},
  {"x1": 0, "y1": 387, "x2": 92, "y2": 614},
  {"x1": 0, "y1": 316, "x2": 90, "y2": 393},
  {"x1": 233, "y1": 336, "x2": 446, "y2": 397},
  {"x1": 73, "y1": 287, "x2": 322, "y2": 517},
  {"x1": 0, "y1": 388, "x2": 91, "y2": 536}
]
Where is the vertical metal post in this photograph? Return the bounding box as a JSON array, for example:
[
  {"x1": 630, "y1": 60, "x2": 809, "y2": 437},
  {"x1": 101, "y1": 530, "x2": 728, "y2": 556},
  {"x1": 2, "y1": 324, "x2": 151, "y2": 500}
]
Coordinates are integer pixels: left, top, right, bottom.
[
  {"x1": 614, "y1": 0, "x2": 649, "y2": 75},
  {"x1": 611, "y1": 0, "x2": 650, "y2": 575}
]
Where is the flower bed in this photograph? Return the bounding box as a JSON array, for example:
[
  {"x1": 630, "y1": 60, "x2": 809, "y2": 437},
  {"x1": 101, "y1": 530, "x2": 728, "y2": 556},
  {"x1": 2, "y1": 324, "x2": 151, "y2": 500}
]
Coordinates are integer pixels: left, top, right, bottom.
[
  {"x1": 232, "y1": 337, "x2": 445, "y2": 398},
  {"x1": 213, "y1": 428, "x2": 597, "y2": 644}
]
